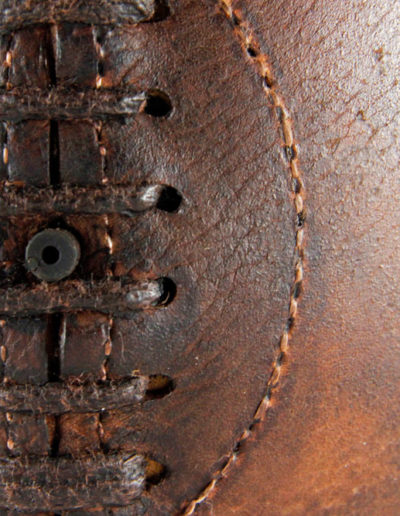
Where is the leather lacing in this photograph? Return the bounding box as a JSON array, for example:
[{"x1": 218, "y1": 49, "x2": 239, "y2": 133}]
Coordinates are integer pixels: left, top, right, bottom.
[
  {"x1": 0, "y1": 182, "x2": 182, "y2": 217},
  {"x1": 0, "y1": 2, "x2": 176, "y2": 512}
]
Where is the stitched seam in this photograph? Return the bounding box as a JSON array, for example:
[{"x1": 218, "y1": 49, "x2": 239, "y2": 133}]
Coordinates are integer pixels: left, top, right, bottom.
[
  {"x1": 94, "y1": 77, "x2": 114, "y2": 381},
  {"x1": 101, "y1": 311, "x2": 114, "y2": 381},
  {"x1": 181, "y1": 2, "x2": 306, "y2": 514},
  {"x1": 95, "y1": 27, "x2": 105, "y2": 90},
  {"x1": 5, "y1": 32, "x2": 13, "y2": 90},
  {"x1": 0, "y1": 318, "x2": 12, "y2": 454},
  {"x1": 2, "y1": 34, "x2": 13, "y2": 178},
  {"x1": 0, "y1": 317, "x2": 6, "y2": 376},
  {"x1": 5, "y1": 411, "x2": 14, "y2": 453},
  {"x1": 1, "y1": 122, "x2": 8, "y2": 176},
  {"x1": 95, "y1": 120, "x2": 114, "y2": 381}
]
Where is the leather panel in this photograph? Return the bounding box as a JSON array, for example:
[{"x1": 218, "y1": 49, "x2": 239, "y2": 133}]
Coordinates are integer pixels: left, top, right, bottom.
[
  {"x1": 0, "y1": 0, "x2": 307, "y2": 513},
  {"x1": 191, "y1": 1, "x2": 400, "y2": 514}
]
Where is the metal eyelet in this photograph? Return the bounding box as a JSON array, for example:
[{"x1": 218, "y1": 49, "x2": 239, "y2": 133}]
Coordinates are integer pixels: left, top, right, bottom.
[{"x1": 25, "y1": 229, "x2": 80, "y2": 282}]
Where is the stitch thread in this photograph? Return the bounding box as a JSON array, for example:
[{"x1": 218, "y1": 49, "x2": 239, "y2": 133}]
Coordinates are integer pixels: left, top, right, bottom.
[
  {"x1": 0, "y1": 319, "x2": 7, "y2": 396},
  {"x1": 2, "y1": 119, "x2": 9, "y2": 177},
  {"x1": 2, "y1": 141, "x2": 8, "y2": 167},
  {"x1": 181, "y1": 2, "x2": 306, "y2": 514},
  {"x1": 104, "y1": 214, "x2": 114, "y2": 265},
  {"x1": 95, "y1": 30, "x2": 105, "y2": 89},
  {"x1": 102, "y1": 214, "x2": 114, "y2": 380},
  {"x1": 97, "y1": 410, "x2": 106, "y2": 452},
  {"x1": 5, "y1": 411, "x2": 13, "y2": 452},
  {"x1": 95, "y1": 67, "x2": 114, "y2": 378},
  {"x1": 99, "y1": 87, "x2": 114, "y2": 374},
  {"x1": 101, "y1": 314, "x2": 114, "y2": 381},
  {"x1": 94, "y1": 30, "x2": 109, "y2": 185},
  {"x1": 0, "y1": 320, "x2": 10, "y2": 452},
  {"x1": 94, "y1": 120, "x2": 108, "y2": 185},
  {"x1": 4, "y1": 33, "x2": 13, "y2": 90}
]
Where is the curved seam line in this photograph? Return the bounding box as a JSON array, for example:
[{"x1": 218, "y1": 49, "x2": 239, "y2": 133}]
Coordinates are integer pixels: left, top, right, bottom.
[{"x1": 181, "y1": 2, "x2": 306, "y2": 514}]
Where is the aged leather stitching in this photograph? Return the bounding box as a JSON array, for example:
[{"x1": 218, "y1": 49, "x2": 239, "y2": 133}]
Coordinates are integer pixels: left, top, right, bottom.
[
  {"x1": 181, "y1": 2, "x2": 306, "y2": 514},
  {"x1": 5, "y1": 411, "x2": 13, "y2": 452},
  {"x1": 104, "y1": 215, "x2": 114, "y2": 267},
  {"x1": 94, "y1": 47, "x2": 115, "y2": 379},
  {"x1": 2, "y1": 36, "x2": 12, "y2": 173},
  {"x1": 94, "y1": 120, "x2": 108, "y2": 184},
  {"x1": 4, "y1": 34, "x2": 12, "y2": 90},
  {"x1": 0, "y1": 318, "x2": 6, "y2": 377},
  {"x1": 1, "y1": 123, "x2": 8, "y2": 169},
  {"x1": 101, "y1": 310, "x2": 114, "y2": 381},
  {"x1": 99, "y1": 75, "x2": 115, "y2": 376},
  {"x1": 102, "y1": 315, "x2": 114, "y2": 380},
  {"x1": 95, "y1": 28, "x2": 105, "y2": 90},
  {"x1": 0, "y1": 310, "x2": 10, "y2": 455},
  {"x1": 0, "y1": 21, "x2": 172, "y2": 511}
]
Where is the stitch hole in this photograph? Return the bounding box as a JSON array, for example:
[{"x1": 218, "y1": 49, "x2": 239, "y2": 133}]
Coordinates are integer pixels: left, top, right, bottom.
[
  {"x1": 97, "y1": 61, "x2": 105, "y2": 77},
  {"x1": 297, "y1": 210, "x2": 306, "y2": 228},
  {"x1": 146, "y1": 374, "x2": 175, "y2": 400},
  {"x1": 287, "y1": 316, "x2": 295, "y2": 330},
  {"x1": 157, "y1": 186, "x2": 182, "y2": 213},
  {"x1": 285, "y1": 145, "x2": 297, "y2": 162},
  {"x1": 275, "y1": 351, "x2": 286, "y2": 368},
  {"x1": 232, "y1": 13, "x2": 241, "y2": 26},
  {"x1": 233, "y1": 435, "x2": 249, "y2": 455},
  {"x1": 157, "y1": 277, "x2": 177, "y2": 306},
  {"x1": 276, "y1": 106, "x2": 283, "y2": 123},
  {"x1": 144, "y1": 90, "x2": 172, "y2": 118},
  {"x1": 293, "y1": 281, "x2": 302, "y2": 299},
  {"x1": 264, "y1": 76, "x2": 274, "y2": 89},
  {"x1": 293, "y1": 178, "x2": 302, "y2": 194},
  {"x1": 247, "y1": 46, "x2": 258, "y2": 58}
]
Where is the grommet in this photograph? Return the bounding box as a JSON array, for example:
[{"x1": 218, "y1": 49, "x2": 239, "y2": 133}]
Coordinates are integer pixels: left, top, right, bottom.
[{"x1": 25, "y1": 229, "x2": 80, "y2": 282}]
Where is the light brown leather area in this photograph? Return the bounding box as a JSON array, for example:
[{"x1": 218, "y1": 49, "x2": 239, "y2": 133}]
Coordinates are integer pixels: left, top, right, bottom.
[{"x1": 190, "y1": 0, "x2": 400, "y2": 514}]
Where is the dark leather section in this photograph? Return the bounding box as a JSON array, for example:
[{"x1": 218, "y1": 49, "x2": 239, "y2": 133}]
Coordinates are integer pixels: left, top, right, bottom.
[
  {"x1": 7, "y1": 122, "x2": 50, "y2": 186},
  {"x1": 0, "y1": 0, "x2": 156, "y2": 30},
  {"x1": 0, "y1": 454, "x2": 145, "y2": 511},
  {"x1": 187, "y1": 0, "x2": 400, "y2": 514},
  {"x1": 0, "y1": 376, "x2": 147, "y2": 414},
  {"x1": 0, "y1": 0, "x2": 296, "y2": 513}
]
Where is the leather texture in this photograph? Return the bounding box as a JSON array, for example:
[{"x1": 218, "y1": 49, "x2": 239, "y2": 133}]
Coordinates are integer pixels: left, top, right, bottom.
[{"x1": 0, "y1": 0, "x2": 399, "y2": 514}]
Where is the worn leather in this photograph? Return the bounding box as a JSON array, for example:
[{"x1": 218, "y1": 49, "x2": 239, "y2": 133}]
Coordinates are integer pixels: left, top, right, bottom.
[
  {"x1": 0, "y1": 0, "x2": 399, "y2": 514},
  {"x1": 189, "y1": 1, "x2": 400, "y2": 515}
]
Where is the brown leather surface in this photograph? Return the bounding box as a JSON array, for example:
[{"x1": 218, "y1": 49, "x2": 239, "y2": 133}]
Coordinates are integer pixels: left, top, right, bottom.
[
  {"x1": 0, "y1": 0, "x2": 399, "y2": 514},
  {"x1": 0, "y1": 0, "x2": 295, "y2": 513},
  {"x1": 187, "y1": 0, "x2": 400, "y2": 514}
]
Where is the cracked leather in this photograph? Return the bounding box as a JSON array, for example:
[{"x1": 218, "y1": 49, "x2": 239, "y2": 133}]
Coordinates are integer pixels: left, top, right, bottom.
[{"x1": 0, "y1": 1, "x2": 398, "y2": 515}]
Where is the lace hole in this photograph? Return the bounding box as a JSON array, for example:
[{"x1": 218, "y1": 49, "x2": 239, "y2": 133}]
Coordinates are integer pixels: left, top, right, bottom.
[
  {"x1": 157, "y1": 186, "x2": 182, "y2": 213},
  {"x1": 144, "y1": 90, "x2": 173, "y2": 118},
  {"x1": 157, "y1": 277, "x2": 177, "y2": 306}
]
